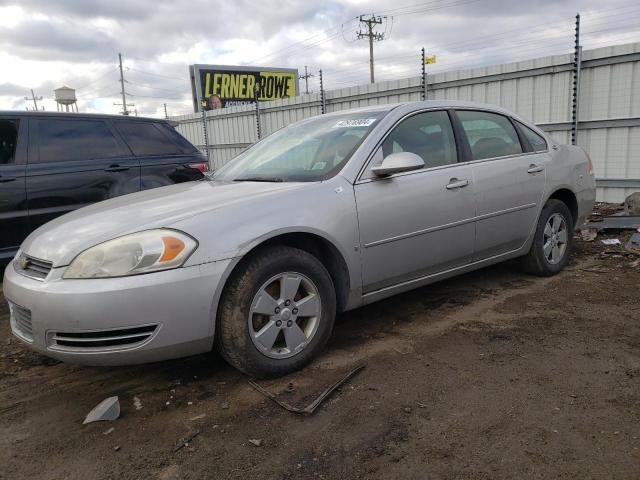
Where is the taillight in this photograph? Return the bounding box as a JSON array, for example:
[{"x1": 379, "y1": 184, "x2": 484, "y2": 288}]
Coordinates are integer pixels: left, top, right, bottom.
[
  {"x1": 188, "y1": 162, "x2": 209, "y2": 173},
  {"x1": 580, "y1": 147, "x2": 594, "y2": 176},
  {"x1": 586, "y1": 153, "x2": 594, "y2": 176}
]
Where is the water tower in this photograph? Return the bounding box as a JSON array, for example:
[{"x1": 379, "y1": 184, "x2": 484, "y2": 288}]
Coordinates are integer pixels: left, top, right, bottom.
[{"x1": 54, "y1": 86, "x2": 78, "y2": 112}]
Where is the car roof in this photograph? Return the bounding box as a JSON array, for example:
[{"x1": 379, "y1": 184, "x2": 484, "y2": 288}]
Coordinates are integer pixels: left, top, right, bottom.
[
  {"x1": 0, "y1": 111, "x2": 165, "y2": 122},
  {"x1": 318, "y1": 99, "x2": 523, "y2": 117}
]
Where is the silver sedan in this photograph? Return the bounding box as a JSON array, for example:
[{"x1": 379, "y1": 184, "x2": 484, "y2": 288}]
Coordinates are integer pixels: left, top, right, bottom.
[{"x1": 3, "y1": 101, "x2": 596, "y2": 377}]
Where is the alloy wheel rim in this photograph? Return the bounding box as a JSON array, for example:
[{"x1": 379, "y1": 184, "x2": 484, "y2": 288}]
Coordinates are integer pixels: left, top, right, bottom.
[
  {"x1": 543, "y1": 213, "x2": 568, "y2": 265},
  {"x1": 248, "y1": 272, "x2": 322, "y2": 359}
]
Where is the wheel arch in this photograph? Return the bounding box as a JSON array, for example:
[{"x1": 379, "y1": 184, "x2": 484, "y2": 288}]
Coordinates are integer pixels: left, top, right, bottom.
[
  {"x1": 219, "y1": 229, "x2": 353, "y2": 314},
  {"x1": 545, "y1": 187, "x2": 579, "y2": 227}
]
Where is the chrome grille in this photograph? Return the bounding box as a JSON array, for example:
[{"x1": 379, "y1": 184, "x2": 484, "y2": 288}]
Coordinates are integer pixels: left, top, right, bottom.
[
  {"x1": 49, "y1": 325, "x2": 158, "y2": 351},
  {"x1": 9, "y1": 302, "x2": 33, "y2": 342},
  {"x1": 15, "y1": 254, "x2": 53, "y2": 280}
]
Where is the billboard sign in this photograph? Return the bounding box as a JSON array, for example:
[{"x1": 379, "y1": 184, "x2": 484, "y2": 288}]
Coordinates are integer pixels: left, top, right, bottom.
[{"x1": 189, "y1": 64, "x2": 299, "y2": 112}]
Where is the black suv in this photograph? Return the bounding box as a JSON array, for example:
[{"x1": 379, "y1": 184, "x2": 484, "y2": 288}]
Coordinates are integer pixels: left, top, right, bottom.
[{"x1": 0, "y1": 112, "x2": 208, "y2": 261}]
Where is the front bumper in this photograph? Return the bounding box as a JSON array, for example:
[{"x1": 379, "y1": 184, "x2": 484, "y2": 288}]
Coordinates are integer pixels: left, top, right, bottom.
[{"x1": 2, "y1": 259, "x2": 232, "y2": 366}]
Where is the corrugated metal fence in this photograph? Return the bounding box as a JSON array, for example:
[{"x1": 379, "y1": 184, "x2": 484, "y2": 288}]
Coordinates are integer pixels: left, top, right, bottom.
[{"x1": 175, "y1": 41, "x2": 640, "y2": 203}]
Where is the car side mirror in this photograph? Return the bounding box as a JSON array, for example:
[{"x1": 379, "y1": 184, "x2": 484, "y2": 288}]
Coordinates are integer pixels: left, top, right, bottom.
[{"x1": 370, "y1": 152, "x2": 425, "y2": 177}]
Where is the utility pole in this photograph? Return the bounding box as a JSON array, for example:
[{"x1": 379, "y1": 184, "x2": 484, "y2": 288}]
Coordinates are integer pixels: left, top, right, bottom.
[
  {"x1": 25, "y1": 89, "x2": 43, "y2": 111},
  {"x1": 118, "y1": 52, "x2": 129, "y2": 115},
  {"x1": 113, "y1": 102, "x2": 135, "y2": 114},
  {"x1": 357, "y1": 14, "x2": 385, "y2": 83},
  {"x1": 299, "y1": 66, "x2": 314, "y2": 94},
  {"x1": 163, "y1": 103, "x2": 168, "y2": 119}
]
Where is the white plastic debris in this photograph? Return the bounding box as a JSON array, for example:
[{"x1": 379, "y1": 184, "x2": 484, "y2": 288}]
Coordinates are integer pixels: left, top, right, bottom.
[
  {"x1": 83, "y1": 396, "x2": 120, "y2": 424},
  {"x1": 133, "y1": 396, "x2": 143, "y2": 410},
  {"x1": 601, "y1": 238, "x2": 621, "y2": 245}
]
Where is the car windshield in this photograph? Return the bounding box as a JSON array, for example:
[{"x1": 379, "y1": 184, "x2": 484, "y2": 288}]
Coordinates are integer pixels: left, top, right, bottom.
[{"x1": 211, "y1": 111, "x2": 387, "y2": 182}]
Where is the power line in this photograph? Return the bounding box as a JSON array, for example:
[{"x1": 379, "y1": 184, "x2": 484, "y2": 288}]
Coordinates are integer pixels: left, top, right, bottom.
[
  {"x1": 75, "y1": 68, "x2": 119, "y2": 91},
  {"x1": 247, "y1": 17, "x2": 360, "y2": 64},
  {"x1": 126, "y1": 80, "x2": 188, "y2": 94},
  {"x1": 127, "y1": 92, "x2": 185, "y2": 100},
  {"x1": 125, "y1": 67, "x2": 187, "y2": 82},
  {"x1": 380, "y1": 0, "x2": 485, "y2": 17}
]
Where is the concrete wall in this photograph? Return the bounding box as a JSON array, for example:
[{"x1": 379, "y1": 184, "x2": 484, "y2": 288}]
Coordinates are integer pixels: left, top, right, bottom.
[{"x1": 175, "y1": 41, "x2": 640, "y2": 202}]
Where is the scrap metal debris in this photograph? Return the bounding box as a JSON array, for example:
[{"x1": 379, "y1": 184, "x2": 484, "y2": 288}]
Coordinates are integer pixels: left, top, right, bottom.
[
  {"x1": 248, "y1": 439, "x2": 263, "y2": 447},
  {"x1": 601, "y1": 238, "x2": 621, "y2": 246},
  {"x1": 173, "y1": 429, "x2": 201, "y2": 452},
  {"x1": 83, "y1": 396, "x2": 120, "y2": 424},
  {"x1": 585, "y1": 215, "x2": 640, "y2": 231},
  {"x1": 626, "y1": 232, "x2": 640, "y2": 252},
  {"x1": 248, "y1": 364, "x2": 365, "y2": 415}
]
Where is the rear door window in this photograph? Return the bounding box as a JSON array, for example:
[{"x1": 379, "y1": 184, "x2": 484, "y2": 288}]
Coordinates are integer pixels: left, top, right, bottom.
[
  {"x1": 457, "y1": 110, "x2": 523, "y2": 160},
  {"x1": 114, "y1": 121, "x2": 182, "y2": 156},
  {"x1": 37, "y1": 118, "x2": 125, "y2": 163},
  {"x1": 516, "y1": 121, "x2": 548, "y2": 152}
]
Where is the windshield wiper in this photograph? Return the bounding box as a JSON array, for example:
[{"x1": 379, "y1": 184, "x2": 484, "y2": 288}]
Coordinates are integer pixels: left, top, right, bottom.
[{"x1": 234, "y1": 176, "x2": 284, "y2": 182}]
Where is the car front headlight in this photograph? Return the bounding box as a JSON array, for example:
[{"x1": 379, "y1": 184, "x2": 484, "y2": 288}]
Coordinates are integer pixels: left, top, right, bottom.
[{"x1": 63, "y1": 229, "x2": 197, "y2": 279}]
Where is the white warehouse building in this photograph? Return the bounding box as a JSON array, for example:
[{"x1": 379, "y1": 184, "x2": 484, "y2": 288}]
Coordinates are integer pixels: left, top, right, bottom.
[{"x1": 175, "y1": 41, "x2": 640, "y2": 203}]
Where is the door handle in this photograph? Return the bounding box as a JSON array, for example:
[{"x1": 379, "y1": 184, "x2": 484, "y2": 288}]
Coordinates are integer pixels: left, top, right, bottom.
[
  {"x1": 527, "y1": 164, "x2": 545, "y2": 174},
  {"x1": 104, "y1": 165, "x2": 130, "y2": 172},
  {"x1": 0, "y1": 176, "x2": 17, "y2": 183},
  {"x1": 446, "y1": 178, "x2": 469, "y2": 190}
]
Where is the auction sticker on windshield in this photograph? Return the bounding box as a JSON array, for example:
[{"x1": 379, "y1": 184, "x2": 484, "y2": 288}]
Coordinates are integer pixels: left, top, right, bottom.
[{"x1": 333, "y1": 119, "x2": 377, "y2": 128}]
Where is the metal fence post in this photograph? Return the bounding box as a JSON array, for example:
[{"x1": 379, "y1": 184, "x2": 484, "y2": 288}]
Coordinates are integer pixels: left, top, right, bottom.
[
  {"x1": 571, "y1": 13, "x2": 582, "y2": 146},
  {"x1": 319, "y1": 69, "x2": 326, "y2": 114},
  {"x1": 201, "y1": 108, "x2": 210, "y2": 163},
  {"x1": 421, "y1": 47, "x2": 427, "y2": 101},
  {"x1": 254, "y1": 85, "x2": 262, "y2": 140}
]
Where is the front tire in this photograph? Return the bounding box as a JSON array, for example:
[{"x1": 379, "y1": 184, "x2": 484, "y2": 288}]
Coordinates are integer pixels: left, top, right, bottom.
[
  {"x1": 520, "y1": 199, "x2": 574, "y2": 276},
  {"x1": 216, "y1": 246, "x2": 336, "y2": 378}
]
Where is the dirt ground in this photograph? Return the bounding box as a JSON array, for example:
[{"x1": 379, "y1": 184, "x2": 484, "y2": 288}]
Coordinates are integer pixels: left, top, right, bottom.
[{"x1": 1, "y1": 210, "x2": 639, "y2": 479}]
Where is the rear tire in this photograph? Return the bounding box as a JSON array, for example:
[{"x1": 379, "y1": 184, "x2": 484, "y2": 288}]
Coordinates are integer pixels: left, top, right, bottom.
[
  {"x1": 216, "y1": 246, "x2": 336, "y2": 378},
  {"x1": 520, "y1": 199, "x2": 574, "y2": 276}
]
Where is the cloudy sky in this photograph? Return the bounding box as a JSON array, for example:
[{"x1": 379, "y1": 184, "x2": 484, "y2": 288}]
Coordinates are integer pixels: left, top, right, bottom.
[{"x1": 0, "y1": 0, "x2": 638, "y2": 117}]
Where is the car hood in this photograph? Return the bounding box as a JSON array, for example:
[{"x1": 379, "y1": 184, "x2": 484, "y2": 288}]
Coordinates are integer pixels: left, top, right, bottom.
[{"x1": 21, "y1": 180, "x2": 307, "y2": 267}]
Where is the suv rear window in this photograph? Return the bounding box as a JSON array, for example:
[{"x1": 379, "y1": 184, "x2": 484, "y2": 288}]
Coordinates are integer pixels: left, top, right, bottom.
[
  {"x1": 37, "y1": 118, "x2": 125, "y2": 163},
  {"x1": 114, "y1": 121, "x2": 182, "y2": 156},
  {"x1": 156, "y1": 123, "x2": 199, "y2": 154}
]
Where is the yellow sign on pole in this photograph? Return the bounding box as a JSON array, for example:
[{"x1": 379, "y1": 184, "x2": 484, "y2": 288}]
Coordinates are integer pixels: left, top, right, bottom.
[{"x1": 424, "y1": 55, "x2": 436, "y2": 65}]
